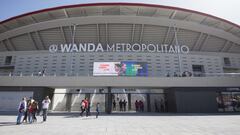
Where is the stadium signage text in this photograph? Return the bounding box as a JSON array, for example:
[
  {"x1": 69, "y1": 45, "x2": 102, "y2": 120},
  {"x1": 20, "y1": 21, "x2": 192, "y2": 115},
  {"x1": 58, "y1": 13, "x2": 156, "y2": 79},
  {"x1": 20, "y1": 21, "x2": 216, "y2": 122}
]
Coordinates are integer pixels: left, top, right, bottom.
[{"x1": 49, "y1": 43, "x2": 189, "y2": 54}]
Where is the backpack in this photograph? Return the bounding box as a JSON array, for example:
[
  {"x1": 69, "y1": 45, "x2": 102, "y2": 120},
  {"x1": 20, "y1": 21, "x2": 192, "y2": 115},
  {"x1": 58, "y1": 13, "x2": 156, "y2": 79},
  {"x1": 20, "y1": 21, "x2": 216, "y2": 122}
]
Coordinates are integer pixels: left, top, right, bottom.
[
  {"x1": 81, "y1": 102, "x2": 85, "y2": 109},
  {"x1": 19, "y1": 102, "x2": 25, "y2": 112},
  {"x1": 31, "y1": 102, "x2": 38, "y2": 110}
]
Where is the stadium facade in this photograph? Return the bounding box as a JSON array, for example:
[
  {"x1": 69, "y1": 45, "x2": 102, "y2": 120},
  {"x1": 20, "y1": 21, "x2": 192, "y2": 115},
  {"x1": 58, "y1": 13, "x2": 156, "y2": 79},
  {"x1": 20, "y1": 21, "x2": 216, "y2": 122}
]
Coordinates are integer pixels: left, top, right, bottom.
[{"x1": 0, "y1": 3, "x2": 240, "y2": 113}]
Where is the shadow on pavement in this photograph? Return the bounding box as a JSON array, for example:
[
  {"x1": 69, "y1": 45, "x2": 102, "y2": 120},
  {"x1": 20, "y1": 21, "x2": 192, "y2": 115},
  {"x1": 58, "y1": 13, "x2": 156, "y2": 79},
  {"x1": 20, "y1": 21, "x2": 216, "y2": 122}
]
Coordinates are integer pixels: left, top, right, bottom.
[
  {"x1": 0, "y1": 122, "x2": 17, "y2": 127},
  {"x1": 1, "y1": 111, "x2": 240, "y2": 117},
  {"x1": 0, "y1": 121, "x2": 46, "y2": 127},
  {"x1": 55, "y1": 112, "x2": 240, "y2": 118},
  {"x1": 0, "y1": 111, "x2": 17, "y2": 116}
]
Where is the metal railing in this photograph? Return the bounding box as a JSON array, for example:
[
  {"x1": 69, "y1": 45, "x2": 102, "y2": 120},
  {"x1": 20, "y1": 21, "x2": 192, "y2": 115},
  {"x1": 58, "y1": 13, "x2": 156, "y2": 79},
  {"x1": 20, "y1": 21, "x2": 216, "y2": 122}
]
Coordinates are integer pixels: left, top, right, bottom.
[{"x1": 0, "y1": 72, "x2": 240, "y2": 77}]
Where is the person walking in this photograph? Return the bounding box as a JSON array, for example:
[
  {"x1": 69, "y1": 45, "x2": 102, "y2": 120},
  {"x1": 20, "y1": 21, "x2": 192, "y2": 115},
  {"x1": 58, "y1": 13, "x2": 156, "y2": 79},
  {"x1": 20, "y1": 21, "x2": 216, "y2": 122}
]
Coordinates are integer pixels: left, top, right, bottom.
[
  {"x1": 80, "y1": 98, "x2": 90, "y2": 117},
  {"x1": 42, "y1": 96, "x2": 51, "y2": 122},
  {"x1": 22, "y1": 97, "x2": 30, "y2": 123},
  {"x1": 31, "y1": 101, "x2": 38, "y2": 122},
  {"x1": 42, "y1": 68, "x2": 46, "y2": 76},
  {"x1": 119, "y1": 100, "x2": 123, "y2": 111},
  {"x1": 80, "y1": 100, "x2": 85, "y2": 116},
  {"x1": 83, "y1": 98, "x2": 89, "y2": 117},
  {"x1": 113, "y1": 100, "x2": 116, "y2": 111},
  {"x1": 135, "y1": 100, "x2": 139, "y2": 112},
  {"x1": 16, "y1": 97, "x2": 27, "y2": 125},
  {"x1": 96, "y1": 102, "x2": 100, "y2": 118},
  {"x1": 27, "y1": 97, "x2": 35, "y2": 123}
]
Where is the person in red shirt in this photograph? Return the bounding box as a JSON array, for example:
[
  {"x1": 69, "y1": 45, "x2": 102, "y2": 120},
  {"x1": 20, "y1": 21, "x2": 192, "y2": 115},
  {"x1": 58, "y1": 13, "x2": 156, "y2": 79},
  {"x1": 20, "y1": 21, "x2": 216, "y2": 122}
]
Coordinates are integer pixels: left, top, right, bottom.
[
  {"x1": 83, "y1": 98, "x2": 89, "y2": 117},
  {"x1": 80, "y1": 100, "x2": 85, "y2": 116}
]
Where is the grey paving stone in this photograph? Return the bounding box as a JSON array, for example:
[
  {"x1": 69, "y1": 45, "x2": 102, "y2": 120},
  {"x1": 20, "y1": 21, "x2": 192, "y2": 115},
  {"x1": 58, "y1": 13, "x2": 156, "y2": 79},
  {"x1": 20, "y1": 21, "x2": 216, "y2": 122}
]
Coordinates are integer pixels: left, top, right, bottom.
[{"x1": 0, "y1": 114, "x2": 240, "y2": 135}]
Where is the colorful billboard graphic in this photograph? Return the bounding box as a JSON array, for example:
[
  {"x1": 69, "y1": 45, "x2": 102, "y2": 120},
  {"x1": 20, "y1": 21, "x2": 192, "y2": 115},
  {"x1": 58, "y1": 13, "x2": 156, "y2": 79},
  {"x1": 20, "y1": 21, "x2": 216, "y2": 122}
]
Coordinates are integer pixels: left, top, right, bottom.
[
  {"x1": 93, "y1": 61, "x2": 148, "y2": 76},
  {"x1": 121, "y1": 61, "x2": 148, "y2": 76},
  {"x1": 93, "y1": 62, "x2": 120, "y2": 76}
]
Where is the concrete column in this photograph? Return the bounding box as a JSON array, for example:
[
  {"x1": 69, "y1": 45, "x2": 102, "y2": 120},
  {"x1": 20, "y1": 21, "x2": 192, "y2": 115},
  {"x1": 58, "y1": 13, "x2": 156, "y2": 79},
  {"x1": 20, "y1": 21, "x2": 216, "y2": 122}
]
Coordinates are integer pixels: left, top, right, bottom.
[
  {"x1": 147, "y1": 93, "x2": 151, "y2": 112},
  {"x1": 66, "y1": 93, "x2": 72, "y2": 112},
  {"x1": 128, "y1": 93, "x2": 131, "y2": 111},
  {"x1": 106, "y1": 87, "x2": 112, "y2": 114},
  {"x1": 85, "y1": 93, "x2": 90, "y2": 100}
]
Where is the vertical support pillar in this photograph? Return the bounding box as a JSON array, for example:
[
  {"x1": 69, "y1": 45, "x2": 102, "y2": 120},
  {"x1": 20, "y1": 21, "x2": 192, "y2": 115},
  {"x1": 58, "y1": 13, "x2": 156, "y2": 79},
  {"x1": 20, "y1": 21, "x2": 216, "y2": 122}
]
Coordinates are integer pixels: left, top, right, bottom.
[
  {"x1": 128, "y1": 93, "x2": 131, "y2": 111},
  {"x1": 147, "y1": 93, "x2": 151, "y2": 112},
  {"x1": 106, "y1": 87, "x2": 112, "y2": 114},
  {"x1": 66, "y1": 93, "x2": 72, "y2": 112},
  {"x1": 85, "y1": 93, "x2": 90, "y2": 99}
]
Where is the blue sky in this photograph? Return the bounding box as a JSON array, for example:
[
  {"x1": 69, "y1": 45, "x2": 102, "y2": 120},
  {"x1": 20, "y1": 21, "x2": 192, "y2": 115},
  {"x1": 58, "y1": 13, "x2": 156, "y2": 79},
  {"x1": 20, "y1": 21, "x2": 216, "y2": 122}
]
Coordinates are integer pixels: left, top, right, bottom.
[{"x1": 0, "y1": 0, "x2": 240, "y2": 25}]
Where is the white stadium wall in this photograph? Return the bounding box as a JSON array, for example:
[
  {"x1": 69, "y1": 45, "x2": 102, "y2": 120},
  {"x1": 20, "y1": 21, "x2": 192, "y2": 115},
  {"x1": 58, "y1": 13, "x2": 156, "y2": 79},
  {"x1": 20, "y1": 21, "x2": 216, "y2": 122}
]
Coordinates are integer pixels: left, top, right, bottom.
[
  {"x1": 1, "y1": 51, "x2": 240, "y2": 77},
  {"x1": 0, "y1": 3, "x2": 240, "y2": 113}
]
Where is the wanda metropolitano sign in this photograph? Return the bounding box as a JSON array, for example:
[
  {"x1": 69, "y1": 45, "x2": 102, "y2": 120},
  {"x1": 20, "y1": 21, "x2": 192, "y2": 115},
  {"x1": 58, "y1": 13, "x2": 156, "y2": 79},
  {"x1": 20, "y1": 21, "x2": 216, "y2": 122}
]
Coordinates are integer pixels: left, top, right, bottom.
[{"x1": 49, "y1": 43, "x2": 190, "y2": 54}]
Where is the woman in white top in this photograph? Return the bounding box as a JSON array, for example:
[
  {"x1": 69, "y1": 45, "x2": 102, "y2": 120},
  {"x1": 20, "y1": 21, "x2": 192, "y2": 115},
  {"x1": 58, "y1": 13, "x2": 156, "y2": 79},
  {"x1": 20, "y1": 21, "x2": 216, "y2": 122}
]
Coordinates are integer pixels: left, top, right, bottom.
[{"x1": 42, "y1": 96, "x2": 51, "y2": 122}]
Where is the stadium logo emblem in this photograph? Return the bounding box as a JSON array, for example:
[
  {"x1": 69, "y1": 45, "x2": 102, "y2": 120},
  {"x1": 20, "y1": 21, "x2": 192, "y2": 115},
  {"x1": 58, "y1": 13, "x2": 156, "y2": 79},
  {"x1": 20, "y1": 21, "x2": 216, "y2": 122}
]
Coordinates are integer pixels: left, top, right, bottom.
[{"x1": 49, "y1": 44, "x2": 58, "y2": 53}]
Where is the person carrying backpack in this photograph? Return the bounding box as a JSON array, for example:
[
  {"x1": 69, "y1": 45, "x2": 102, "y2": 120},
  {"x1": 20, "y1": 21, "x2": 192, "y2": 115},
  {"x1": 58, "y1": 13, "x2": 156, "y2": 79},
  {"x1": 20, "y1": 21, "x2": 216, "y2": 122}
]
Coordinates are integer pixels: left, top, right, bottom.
[
  {"x1": 16, "y1": 97, "x2": 27, "y2": 125},
  {"x1": 80, "y1": 100, "x2": 85, "y2": 116},
  {"x1": 31, "y1": 101, "x2": 39, "y2": 122}
]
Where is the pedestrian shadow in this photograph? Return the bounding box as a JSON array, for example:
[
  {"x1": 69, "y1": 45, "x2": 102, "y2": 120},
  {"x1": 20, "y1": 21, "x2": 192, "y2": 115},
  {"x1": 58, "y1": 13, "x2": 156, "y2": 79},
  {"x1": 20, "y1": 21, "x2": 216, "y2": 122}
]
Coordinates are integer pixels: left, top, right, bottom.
[
  {"x1": 0, "y1": 122, "x2": 17, "y2": 127},
  {"x1": 80, "y1": 116, "x2": 97, "y2": 120},
  {"x1": 64, "y1": 114, "x2": 80, "y2": 118},
  {"x1": 63, "y1": 114, "x2": 98, "y2": 120},
  {"x1": 0, "y1": 121, "x2": 46, "y2": 127}
]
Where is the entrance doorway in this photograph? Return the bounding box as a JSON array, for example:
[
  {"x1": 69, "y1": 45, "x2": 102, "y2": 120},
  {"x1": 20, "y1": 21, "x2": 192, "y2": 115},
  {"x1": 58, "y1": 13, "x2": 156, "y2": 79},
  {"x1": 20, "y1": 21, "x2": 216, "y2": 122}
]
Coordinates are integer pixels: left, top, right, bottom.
[
  {"x1": 52, "y1": 88, "x2": 167, "y2": 113},
  {"x1": 111, "y1": 88, "x2": 166, "y2": 113}
]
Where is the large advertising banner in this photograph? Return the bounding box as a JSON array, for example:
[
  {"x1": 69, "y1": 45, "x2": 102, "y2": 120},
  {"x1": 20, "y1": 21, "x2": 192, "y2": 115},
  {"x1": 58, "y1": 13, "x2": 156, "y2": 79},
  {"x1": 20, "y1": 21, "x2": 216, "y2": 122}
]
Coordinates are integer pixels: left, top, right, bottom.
[
  {"x1": 93, "y1": 62, "x2": 120, "y2": 76},
  {"x1": 93, "y1": 61, "x2": 148, "y2": 76},
  {"x1": 120, "y1": 61, "x2": 148, "y2": 76}
]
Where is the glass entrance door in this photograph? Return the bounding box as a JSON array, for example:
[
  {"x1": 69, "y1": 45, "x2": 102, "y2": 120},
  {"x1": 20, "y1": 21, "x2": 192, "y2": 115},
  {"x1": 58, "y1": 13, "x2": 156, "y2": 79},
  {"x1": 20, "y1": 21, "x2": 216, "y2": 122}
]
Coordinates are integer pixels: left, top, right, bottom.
[
  {"x1": 111, "y1": 88, "x2": 166, "y2": 113},
  {"x1": 53, "y1": 87, "x2": 167, "y2": 113}
]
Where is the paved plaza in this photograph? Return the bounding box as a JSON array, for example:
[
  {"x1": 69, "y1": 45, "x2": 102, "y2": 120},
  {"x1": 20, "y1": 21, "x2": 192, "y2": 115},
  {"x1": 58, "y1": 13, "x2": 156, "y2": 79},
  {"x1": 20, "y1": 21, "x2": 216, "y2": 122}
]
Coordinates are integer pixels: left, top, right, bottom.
[{"x1": 0, "y1": 113, "x2": 240, "y2": 135}]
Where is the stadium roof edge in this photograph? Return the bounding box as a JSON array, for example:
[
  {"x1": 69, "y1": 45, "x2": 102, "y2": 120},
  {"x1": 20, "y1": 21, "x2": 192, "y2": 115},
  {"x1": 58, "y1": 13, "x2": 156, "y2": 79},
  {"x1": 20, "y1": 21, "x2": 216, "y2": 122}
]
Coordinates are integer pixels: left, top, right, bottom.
[{"x1": 0, "y1": 2, "x2": 240, "y2": 29}]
